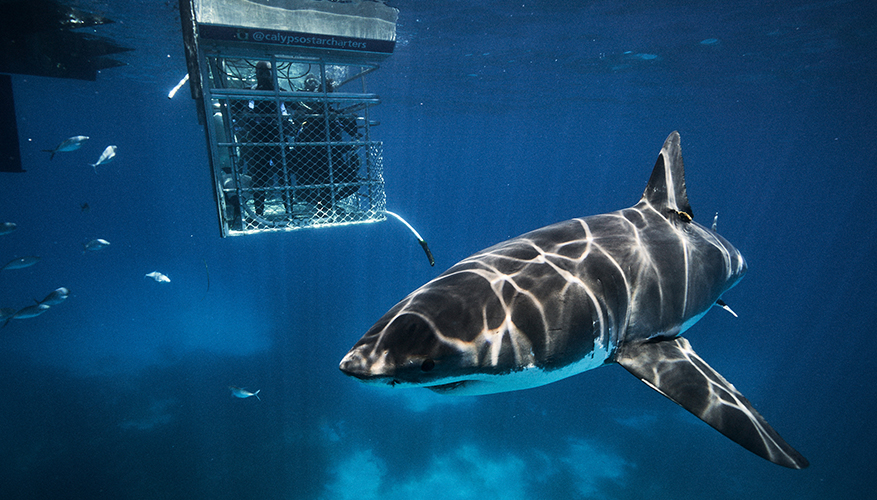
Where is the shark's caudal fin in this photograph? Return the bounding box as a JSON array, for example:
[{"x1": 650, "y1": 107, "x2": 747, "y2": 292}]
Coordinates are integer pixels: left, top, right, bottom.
[
  {"x1": 617, "y1": 337, "x2": 809, "y2": 469},
  {"x1": 640, "y1": 131, "x2": 692, "y2": 219}
]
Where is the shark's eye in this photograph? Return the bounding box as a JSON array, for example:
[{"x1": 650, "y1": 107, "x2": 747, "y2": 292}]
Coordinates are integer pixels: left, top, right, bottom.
[{"x1": 421, "y1": 359, "x2": 435, "y2": 372}]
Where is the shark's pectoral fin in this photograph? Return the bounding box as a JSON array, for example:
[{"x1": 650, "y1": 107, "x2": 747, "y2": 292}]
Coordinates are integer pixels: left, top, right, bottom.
[{"x1": 616, "y1": 337, "x2": 808, "y2": 469}]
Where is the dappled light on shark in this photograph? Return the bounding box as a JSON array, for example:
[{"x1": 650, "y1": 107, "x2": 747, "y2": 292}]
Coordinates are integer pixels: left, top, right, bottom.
[{"x1": 341, "y1": 132, "x2": 808, "y2": 469}]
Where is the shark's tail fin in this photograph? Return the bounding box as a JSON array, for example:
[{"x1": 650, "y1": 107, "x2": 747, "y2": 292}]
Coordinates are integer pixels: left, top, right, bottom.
[{"x1": 42, "y1": 149, "x2": 56, "y2": 160}]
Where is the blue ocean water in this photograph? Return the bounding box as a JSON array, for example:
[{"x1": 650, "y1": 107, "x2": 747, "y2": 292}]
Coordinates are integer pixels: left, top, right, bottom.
[{"x1": 2, "y1": 0, "x2": 876, "y2": 498}]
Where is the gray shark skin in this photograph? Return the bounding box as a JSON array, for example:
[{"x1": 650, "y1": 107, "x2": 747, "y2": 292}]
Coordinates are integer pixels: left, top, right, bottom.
[{"x1": 340, "y1": 132, "x2": 808, "y2": 469}]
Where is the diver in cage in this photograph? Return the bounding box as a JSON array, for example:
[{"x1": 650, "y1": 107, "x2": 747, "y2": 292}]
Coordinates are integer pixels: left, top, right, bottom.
[
  {"x1": 233, "y1": 61, "x2": 291, "y2": 218},
  {"x1": 290, "y1": 75, "x2": 361, "y2": 218}
]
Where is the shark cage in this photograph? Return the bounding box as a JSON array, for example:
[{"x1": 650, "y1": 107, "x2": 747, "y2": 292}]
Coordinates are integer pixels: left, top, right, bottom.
[{"x1": 177, "y1": 0, "x2": 432, "y2": 264}]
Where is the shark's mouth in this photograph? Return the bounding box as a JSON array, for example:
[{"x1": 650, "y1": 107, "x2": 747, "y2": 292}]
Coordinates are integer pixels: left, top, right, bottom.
[{"x1": 425, "y1": 380, "x2": 472, "y2": 393}]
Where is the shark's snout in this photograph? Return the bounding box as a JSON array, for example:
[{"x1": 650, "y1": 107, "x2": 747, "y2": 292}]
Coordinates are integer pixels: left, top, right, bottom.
[
  {"x1": 340, "y1": 347, "x2": 385, "y2": 381},
  {"x1": 339, "y1": 350, "x2": 368, "y2": 379}
]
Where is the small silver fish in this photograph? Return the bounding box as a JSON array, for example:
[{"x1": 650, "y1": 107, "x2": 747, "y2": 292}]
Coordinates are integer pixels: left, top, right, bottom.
[
  {"x1": 229, "y1": 386, "x2": 261, "y2": 401},
  {"x1": 1, "y1": 256, "x2": 40, "y2": 271},
  {"x1": 90, "y1": 145, "x2": 117, "y2": 172},
  {"x1": 2, "y1": 303, "x2": 50, "y2": 327},
  {"x1": 43, "y1": 135, "x2": 89, "y2": 160},
  {"x1": 0, "y1": 222, "x2": 16, "y2": 235},
  {"x1": 145, "y1": 271, "x2": 171, "y2": 283},
  {"x1": 83, "y1": 238, "x2": 111, "y2": 252},
  {"x1": 11, "y1": 304, "x2": 50, "y2": 320},
  {"x1": 39, "y1": 287, "x2": 70, "y2": 306}
]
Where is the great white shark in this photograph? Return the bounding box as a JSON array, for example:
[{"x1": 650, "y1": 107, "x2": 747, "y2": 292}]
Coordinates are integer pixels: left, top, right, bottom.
[{"x1": 340, "y1": 132, "x2": 808, "y2": 469}]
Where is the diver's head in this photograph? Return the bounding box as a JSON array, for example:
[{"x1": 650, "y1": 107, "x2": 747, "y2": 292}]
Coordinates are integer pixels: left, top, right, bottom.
[
  {"x1": 255, "y1": 61, "x2": 273, "y2": 90},
  {"x1": 304, "y1": 74, "x2": 320, "y2": 92},
  {"x1": 319, "y1": 79, "x2": 336, "y2": 93}
]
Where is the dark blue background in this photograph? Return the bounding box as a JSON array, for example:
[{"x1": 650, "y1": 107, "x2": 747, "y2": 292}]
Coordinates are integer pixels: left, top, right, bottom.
[{"x1": 2, "y1": 1, "x2": 875, "y2": 498}]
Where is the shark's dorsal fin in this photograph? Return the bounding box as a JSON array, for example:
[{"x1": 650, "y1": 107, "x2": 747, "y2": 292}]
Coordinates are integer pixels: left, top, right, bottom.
[
  {"x1": 640, "y1": 131, "x2": 692, "y2": 219},
  {"x1": 616, "y1": 337, "x2": 809, "y2": 469}
]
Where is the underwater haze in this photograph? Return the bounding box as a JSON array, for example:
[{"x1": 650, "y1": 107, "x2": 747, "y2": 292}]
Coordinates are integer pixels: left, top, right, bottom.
[{"x1": 2, "y1": 0, "x2": 876, "y2": 498}]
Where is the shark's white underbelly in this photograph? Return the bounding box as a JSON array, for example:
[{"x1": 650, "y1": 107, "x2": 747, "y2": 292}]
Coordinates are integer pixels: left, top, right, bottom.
[{"x1": 424, "y1": 337, "x2": 614, "y2": 396}]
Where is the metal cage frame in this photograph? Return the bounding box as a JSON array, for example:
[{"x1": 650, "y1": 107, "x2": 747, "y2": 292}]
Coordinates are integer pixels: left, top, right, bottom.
[{"x1": 200, "y1": 52, "x2": 387, "y2": 236}]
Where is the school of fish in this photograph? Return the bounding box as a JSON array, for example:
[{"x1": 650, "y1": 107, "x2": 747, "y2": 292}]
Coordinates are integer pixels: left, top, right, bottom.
[{"x1": 4, "y1": 137, "x2": 171, "y2": 330}]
